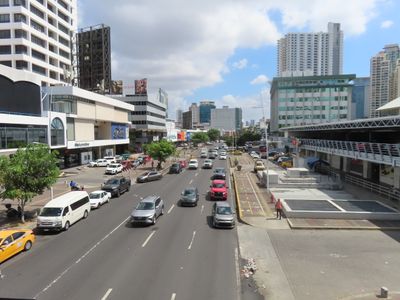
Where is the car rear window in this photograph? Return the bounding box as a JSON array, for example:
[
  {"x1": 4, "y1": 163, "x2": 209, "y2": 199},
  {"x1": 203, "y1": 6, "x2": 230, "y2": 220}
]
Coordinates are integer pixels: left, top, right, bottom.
[
  {"x1": 213, "y1": 183, "x2": 225, "y2": 188},
  {"x1": 137, "y1": 202, "x2": 155, "y2": 210},
  {"x1": 216, "y1": 206, "x2": 232, "y2": 215}
]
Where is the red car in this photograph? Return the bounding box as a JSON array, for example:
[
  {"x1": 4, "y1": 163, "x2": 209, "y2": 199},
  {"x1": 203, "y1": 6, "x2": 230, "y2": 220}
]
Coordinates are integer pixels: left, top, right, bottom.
[
  {"x1": 179, "y1": 160, "x2": 187, "y2": 168},
  {"x1": 210, "y1": 179, "x2": 228, "y2": 200}
]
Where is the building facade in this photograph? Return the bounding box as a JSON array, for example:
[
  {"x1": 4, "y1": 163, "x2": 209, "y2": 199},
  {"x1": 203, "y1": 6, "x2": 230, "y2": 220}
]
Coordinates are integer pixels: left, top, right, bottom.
[
  {"x1": 351, "y1": 77, "x2": 370, "y2": 119},
  {"x1": 277, "y1": 22, "x2": 343, "y2": 77},
  {"x1": 189, "y1": 102, "x2": 199, "y2": 127},
  {"x1": 175, "y1": 108, "x2": 183, "y2": 128},
  {"x1": 199, "y1": 100, "x2": 215, "y2": 123},
  {"x1": 270, "y1": 74, "x2": 355, "y2": 133},
  {"x1": 182, "y1": 110, "x2": 192, "y2": 129},
  {"x1": 76, "y1": 24, "x2": 111, "y2": 93},
  {"x1": 210, "y1": 106, "x2": 242, "y2": 132},
  {"x1": 0, "y1": 0, "x2": 77, "y2": 85},
  {"x1": 369, "y1": 44, "x2": 400, "y2": 118}
]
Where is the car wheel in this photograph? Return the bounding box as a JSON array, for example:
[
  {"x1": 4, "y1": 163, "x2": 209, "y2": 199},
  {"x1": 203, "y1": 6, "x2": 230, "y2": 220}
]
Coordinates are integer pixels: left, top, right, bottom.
[
  {"x1": 116, "y1": 190, "x2": 120, "y2": 197},
  {"x1": 107, "y1": 197, "x2": 110, "y2": 203},
  {"x1": 161, "y1": 206, "x2": 164, "y2": 215},
  {"x1": 24, "y1": 240, "x2": 32, "y2": 251},
  {"x1": 152, "y1": 215, "x2": 157, "y2": 225},
  {"x1": 127, "y1": 185, "x2": 130, "y2": 192},
  {"x1": 83, "y1": 210, "x2": 88, "y2": 219},
  {"x1": 64, "y1": 221, "x2": 70, "y2": 231},
  {"x1": 97, "y1": 203, "x2": 100, "y2": 209}
]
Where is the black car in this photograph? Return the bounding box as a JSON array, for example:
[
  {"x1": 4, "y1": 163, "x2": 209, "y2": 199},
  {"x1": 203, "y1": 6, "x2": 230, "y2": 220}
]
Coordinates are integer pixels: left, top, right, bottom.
[
  {"x1": 212, "y1": 167, "x2": 226, "y2": 180},
  {"x1": 180, "y1": 187, "x2": 199, "y2": 207},
  {"x1": 169, "y1": 163, "x2": 182, "y2": 174},
  {"x1": 101, "y1": 176, "x2": 131, "y2": 197}
]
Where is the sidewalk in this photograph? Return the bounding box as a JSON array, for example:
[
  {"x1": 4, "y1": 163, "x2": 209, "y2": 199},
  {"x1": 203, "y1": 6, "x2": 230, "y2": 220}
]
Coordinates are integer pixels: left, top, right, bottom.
[{"x1": 0, "y1": 150, "x2": 192, "y2": 230}]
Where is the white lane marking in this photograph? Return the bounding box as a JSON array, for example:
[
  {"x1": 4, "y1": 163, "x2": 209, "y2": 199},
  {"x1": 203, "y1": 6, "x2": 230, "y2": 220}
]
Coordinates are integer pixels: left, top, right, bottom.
[
  {"x1": 200, "y1": 205, "x2": 204, "y2": 215},
  {"x1": 246, "y1": 174, "x2": 266, "y2": 215},
  {"x1": 167, "y1": 204, "x2": 175, "y2": 214},
  {"x1": 235, "y1": 247, "x2": 241, "y2": 300},
  {"x1": 171, "y1": 293, "x2": 177, "y2": 300},
  {"x1": 195, "y1": 172, "x2": 198, "y2": 177},
  {"x1": 187, "y1": 231, "x2": 196, "y2": 250},
  {"x1": 189, "y1": 179, "x2": 193, "y2": 184},
  {"x1": 101, "y1": 288, "x2": 113, "y2": 300},
  {"x1": 35, "y1": 217, "x2": 129, "y2": 299},
  {"x1": 142, "y1": 231, "x2": 156, "y2": 248}
]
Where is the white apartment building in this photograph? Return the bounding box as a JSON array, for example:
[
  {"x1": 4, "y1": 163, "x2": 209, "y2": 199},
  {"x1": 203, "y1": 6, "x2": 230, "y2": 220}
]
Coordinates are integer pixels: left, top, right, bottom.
[
  {"x1": 0, "y1": 0, "x2": 77, "y2": 85},
  {"x1": 277, "y1": 22, "x2": 343, "y2": 77},
  {"x1": 369, "y1": 44, "x2": 400, "y2": 118},
  {"x1": 210, "y1": 106, "x2": 242, "y2": 132},
  {"x1": 189, "y1": 103, "x2": 199, "y2": 126}
]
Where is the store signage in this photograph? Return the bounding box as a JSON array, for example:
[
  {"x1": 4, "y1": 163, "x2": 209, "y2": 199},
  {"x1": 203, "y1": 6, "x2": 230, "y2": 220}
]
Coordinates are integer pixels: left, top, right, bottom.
[{"x1": 74, "y1": 142, "x2": 90, "y2": 147}]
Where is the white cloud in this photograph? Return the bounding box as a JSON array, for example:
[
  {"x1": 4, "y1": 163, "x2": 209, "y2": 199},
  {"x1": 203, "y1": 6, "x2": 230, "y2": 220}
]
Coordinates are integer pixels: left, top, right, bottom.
[
  {"x1": 232, "y1": 58, "x2": 248, "y2": 70},
  {"x1": 79, "y1": 0, "x2": 382, "y2": 118},
  {"x1": 250, "y1": 75, "x2": 269, "y2": 85},
  {"x1": 381, "y1": 20, "x2": 394, "y2": 29}
]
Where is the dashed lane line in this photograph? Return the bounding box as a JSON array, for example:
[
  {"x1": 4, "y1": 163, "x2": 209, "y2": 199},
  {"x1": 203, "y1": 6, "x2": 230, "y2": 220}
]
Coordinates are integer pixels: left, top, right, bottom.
[
  {"x1": 101, "y1": 288, "x2": 113, "y2": 300},
  {"x1": 167, "y1": 204, "x2": 175, "y2": 214},
  {"x1": 187, "y1": 231, "x2": 196, "y2": 250},
  {"x1": 142, "y1": 231, "x2": 156, "y2": 248}
]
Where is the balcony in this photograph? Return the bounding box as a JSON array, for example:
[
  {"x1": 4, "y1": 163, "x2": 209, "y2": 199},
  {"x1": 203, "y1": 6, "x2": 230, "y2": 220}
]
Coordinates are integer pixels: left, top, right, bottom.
[{"x1": 298, "y1": 138, "x2": 400, "y2": 166}]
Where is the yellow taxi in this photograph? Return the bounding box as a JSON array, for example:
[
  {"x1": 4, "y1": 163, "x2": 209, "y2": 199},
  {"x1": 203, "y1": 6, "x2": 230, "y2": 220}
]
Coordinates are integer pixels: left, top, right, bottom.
[{"x1": 0, "y1": 229, "x2": 35, "y2": 263}]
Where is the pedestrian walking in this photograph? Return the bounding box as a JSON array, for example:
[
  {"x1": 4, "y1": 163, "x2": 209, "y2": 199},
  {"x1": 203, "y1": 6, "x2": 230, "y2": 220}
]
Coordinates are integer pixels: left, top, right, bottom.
[
  {"x1": 275, "y1": 199, "x2": 283, "y2": 220},
  {"x1": 151, "y1": 160, "x2": 154, "y2": 169}
]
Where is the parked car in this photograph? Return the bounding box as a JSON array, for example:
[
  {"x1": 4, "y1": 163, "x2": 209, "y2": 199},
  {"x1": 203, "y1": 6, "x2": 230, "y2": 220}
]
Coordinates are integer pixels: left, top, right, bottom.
[
  {"x1": 89, "y1": 159, "x2": 108, "y2": 167},
  {"x1": 277, "y1": 156, "x2": 291, "y2": 164},
  {"x1": 212, "y1": 167, "x2": 226, "y2": 180},
  {"x1": 169, "y1": 163, "x2": 183, "y2": 174},
  {"x1": 37, "y1": 191, "x2": 90, "y2": 231},
  {"x1": 89, "y1": 190, "x2": 111, "y2": 209},
  {"x1": 250, "y1": 151, "x2": 260, "y2": 159},
  {"x1": 202, "y1": 159, "x2": 213, "y2": 169},
  {"x1": 101, "y1": 176, "x2": 131, "y2": 197},
  {"x1": 0, "y1": 229, "x2": 36, "y2": 263},
  {"x1": 212, "y1": 201, "x2": 235, "y2": 228},
  {"x1": 105, "y1": 163, "x2": 123, "y2": 175},
  {"x1": 188, "y1": 159, "x2": 199, "y2": 169},
  {"x1": 114, "y1": 155, "x2": 123, "y2": 163},
  {"x1": 210, "y1": 179, "x2": 228, "y2": 200},
  {"x1": 131, "y1": 160, "x2": 141, "y2": 168},
  {"x1": 136, "y1": 170, "x2": 162, "y2": 183},
  {"x1": 130, "y1": 195, "x2": 164, "y2": 225},
  {"x1": 254, "y1": 160, "x2": 265, "y2": 172},
  {"x1": 180, "y1": 187, "x2": 199, "y2": 207},
  {"x1": 103, "y1": 156, "x2": 116, "y2": 164}
]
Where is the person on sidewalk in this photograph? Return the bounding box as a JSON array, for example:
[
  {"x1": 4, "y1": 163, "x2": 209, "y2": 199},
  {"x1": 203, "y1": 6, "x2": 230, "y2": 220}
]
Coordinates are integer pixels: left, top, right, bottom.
[{"x1": 275, "y1": 199, "x2": 283, "y2": 220}]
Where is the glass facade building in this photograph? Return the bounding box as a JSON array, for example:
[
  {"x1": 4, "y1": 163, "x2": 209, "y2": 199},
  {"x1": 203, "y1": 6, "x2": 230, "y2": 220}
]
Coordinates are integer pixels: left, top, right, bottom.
[{"x1": 199, "y1": 101, "x2": 216, "y2": 123}]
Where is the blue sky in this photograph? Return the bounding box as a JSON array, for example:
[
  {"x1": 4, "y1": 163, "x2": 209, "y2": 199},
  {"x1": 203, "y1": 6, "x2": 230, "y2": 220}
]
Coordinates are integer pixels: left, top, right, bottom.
[{"x1": 80, "y1": 0, "x2": 400, "y2": 121}]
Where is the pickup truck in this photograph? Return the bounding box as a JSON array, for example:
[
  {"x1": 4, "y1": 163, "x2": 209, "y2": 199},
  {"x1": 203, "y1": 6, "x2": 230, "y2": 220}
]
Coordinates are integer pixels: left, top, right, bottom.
[{"x1": 101, "y1": 176, "x2": 131, "y2": 197}]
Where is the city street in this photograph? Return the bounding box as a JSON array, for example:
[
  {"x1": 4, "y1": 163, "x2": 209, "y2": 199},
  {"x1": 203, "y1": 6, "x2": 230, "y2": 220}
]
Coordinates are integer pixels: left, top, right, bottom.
[{"x1": 0, "y1": 159, "x2": 239, "y2": 300}]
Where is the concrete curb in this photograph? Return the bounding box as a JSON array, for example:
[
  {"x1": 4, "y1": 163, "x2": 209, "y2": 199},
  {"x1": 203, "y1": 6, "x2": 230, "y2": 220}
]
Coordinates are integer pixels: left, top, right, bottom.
[
  {"x1": 287, "y1": 218, "x2": 400, "y2": 230},
  {"x1": 231, "y1": 171, "x2": 251, "y2": 226}
]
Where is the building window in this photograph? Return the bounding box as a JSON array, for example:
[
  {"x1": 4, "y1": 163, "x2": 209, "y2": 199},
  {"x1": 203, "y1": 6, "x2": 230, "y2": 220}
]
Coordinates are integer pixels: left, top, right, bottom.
[
  {"x1": 15, "y1": 44, "x2": 27, "y2": 54},
  {"x1": 13, "y1": 13, "x2": 26, "y2": 23},
  {"x1": 32, "y1": 63, "x2": 46, "y2": 75},
  {"x1": 16, "y1": 60, "x2": 28, "y2": 69},
  {"x1": 51, "y1": 117, "x2": 64, "y2": 146},
  {"x1": 0, "y1": 14, "x2": 10, "y2": 23},
  {"x1": 32, "y1": 49, "x2": 46, "y2": 61},
  {"x1": 0, "y1": 29, "x2": 10, "y2": 39},
  {"x1": 49, "y1": 70, "x2": 57, "y2": 79},
  {"x1": 0, "y1": 60, "x2": 12, "y2": 67},
  {"x1": 0, "y1": 0, "x2": 9, "y2": 7},
  {"x1": 0, "y1": 45, "x2": 11, "y2": 54},
  {"x1": 31, "y1": 19, "x2": 45, "y2": 33},
  {"x1": 57, "y1": 0, "x2": 68, "y2": 10},
  {"x1": 58, "y1": 35, "x2": 69, "y2": 47},
  {"x1": 58, "y1": 23, "x2": 69, "y2": 35},
  {"x1": 58, "y1": 10, "x2": 68, "y2": 23},
  {"x1": 31, "y1": 34, "x2": 46, "y2": 47},
  {"x1": 14, "y1": 29, "x2": 27, "y2": 39},
  {"x1": 59, "y1": 49, "x2": 69, "y2": 59},
  {"x1": 30, "y1": 4, "x2": 45, "y2": 19},
  {"x1": 13, "y1": 0, "x2": 25, "y2": 6}
]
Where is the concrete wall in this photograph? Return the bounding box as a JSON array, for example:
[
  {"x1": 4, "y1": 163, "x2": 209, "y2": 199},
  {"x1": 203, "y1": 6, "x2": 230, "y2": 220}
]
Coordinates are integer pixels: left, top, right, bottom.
[
  {"x1": 96, "y1": 103, "x2": 114, "y2": 121},
  {"x1": 77, "y1": 101, "x2": 95, "y2": 118},
  {"x1": 331, "y1": 154, "x2": 341, "y2": 169},
  {"x1": 74, "y1": 119, "x2": 94, "y2": 141}
]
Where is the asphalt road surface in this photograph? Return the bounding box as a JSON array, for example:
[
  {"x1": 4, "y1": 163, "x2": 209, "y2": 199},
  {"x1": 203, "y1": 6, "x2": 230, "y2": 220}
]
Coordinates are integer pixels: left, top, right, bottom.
[{"x1": 0, "y1": 157, "x2": 239, "y2": 300}]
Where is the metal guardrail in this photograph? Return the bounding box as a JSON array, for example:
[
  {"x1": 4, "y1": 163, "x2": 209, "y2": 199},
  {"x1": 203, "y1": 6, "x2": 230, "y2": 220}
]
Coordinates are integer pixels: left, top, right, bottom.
[
  {"x1": 344, "y1": 173, "x2": 400, "y2": 202},
  {"x1": 298, "y1": 138, "x2": 400, "y2": 165}
]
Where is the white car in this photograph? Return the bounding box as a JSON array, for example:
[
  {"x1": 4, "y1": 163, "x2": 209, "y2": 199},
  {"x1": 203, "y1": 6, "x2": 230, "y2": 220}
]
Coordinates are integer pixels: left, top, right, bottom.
[
  {"x1": 188, "y1": 159, "x2": 199, "y2": 169},
  {"x1": 105, "y1": 163, "x2": 123, "y2": 175},
  {"x1": 219, "y1": 153, "x2": 227, "y2": 160},
  {"x1": 250, "y1": 152, "x2": 260, "y2": 159},
  {"x1": 89, "y1": 190, "x2": 111, "y2": 209},
  {"x1": 89, "y1": 159, "x2": 108, "y2": 167},
  {"x1": 103, "y1": 156, "x2": 116, "y2": 164}
]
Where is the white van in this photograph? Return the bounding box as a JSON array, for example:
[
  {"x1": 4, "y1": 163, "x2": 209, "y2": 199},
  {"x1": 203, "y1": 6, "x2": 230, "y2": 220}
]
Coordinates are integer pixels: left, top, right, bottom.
[{"x1": 37, "y1": 191, "x2": 91, "y2": 231}]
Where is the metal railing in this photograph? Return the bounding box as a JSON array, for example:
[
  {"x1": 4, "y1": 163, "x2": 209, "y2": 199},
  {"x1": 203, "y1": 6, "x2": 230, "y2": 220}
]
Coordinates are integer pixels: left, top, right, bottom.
[
  {"x1": 299, "y1": 138, "x2": 400, "y2": 165},
  {"x1": 344, "y1": 173, "x2": 400, "y2": 202}
]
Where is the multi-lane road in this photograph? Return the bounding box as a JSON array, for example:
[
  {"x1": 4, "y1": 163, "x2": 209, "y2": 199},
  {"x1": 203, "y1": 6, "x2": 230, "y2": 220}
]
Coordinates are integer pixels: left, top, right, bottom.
[{"x1": 0, "y1": 158, "x2": 239, "y2": 300}]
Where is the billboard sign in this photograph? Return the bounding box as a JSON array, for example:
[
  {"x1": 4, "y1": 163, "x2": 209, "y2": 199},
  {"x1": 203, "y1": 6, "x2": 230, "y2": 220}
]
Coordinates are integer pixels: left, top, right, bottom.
[
  {"x1": 111, "y1": 123, "x2": 127, "y2": 139},
  {"x1": 135, "y1": 78, "x2": 147, "y2": 95}
]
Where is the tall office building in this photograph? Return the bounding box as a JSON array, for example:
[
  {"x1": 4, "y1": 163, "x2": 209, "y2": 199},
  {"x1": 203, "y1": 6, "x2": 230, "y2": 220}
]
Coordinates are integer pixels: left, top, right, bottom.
[
  {"x1": 351, "y1": 77, "x2": 370, "y2": 119},
  {"x1": 210, "y1": 106, "x2": 242, "y2": 132},
  {"x1": 199, "y1": 100, "x2": 215, "y2": 123},
  {"x1": 0, "y1": 0, "x2": 77, "y2": 85},
  {"x1": 76, "y1": 24, "x2": 111, "y2": 93},
  {"x1": 277, "y1": 22, "x2": 343, "y2": 77},
  {"x1": 175, "y1": 109, "x2": 183, "y2": 127},
  {"x1": 369, "y1": 44, "x2": 400, "y2": 118},
  {"x1": 189, "y1": 103, "x2": 199, "y2": 126}
]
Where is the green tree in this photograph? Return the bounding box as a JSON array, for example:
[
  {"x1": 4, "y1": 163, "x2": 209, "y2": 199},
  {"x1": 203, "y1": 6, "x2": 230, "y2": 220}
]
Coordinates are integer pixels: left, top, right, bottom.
[
  {"x1": 145, "y1": 140, "x2": 176, "y2": 169},
  {"x1": 207, "y1": 128, "x2": 220, "y2": 141},
  {"x1": 237, "y1": 130, "x2": 261, "y2": 146},
  {"x1": 191, "y1": 132, "x2": 209, "y2": 145},
  {"x1": 0, "y1": 143, "x2": 60, "y2": 223},
  {"x1": 223, "y1": 136, "x2": 234, "y2": 147}
]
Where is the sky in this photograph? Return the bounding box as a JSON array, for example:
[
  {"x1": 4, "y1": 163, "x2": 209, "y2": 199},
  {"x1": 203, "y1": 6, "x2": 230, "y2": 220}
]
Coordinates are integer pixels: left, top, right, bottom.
[{"x1": 78, "y1": 0, "x2": 400, "y2": 122}]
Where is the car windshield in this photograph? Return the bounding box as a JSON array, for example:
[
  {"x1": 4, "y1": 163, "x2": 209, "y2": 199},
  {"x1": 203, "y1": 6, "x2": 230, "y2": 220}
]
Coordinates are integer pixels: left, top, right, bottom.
[
  {"x1": 141, "y1": 172, "x2": 150, "y2": 177},
  {"x1": 172, "y1": 164, "x2": 179, "y2": 168},
  {"x1": 190, "y1": 160, "x2": 197, "y2": 164},
  {"x1": 213, "y1": 183, "x2": 225, "y2": 188},
  {"x1": 40, "y1": 207, "x2": 63, "y2": 216},
  {"x1": 216, "y1": 206, "x2": 232, "y2": 215},
  {"x1": 109, "y1": 164, "x2": 118, "y2": 168},
  {"x1": 136, "y1": 202, "x2": 155, "y2": 210},
  {"x1": 90, "y1": 193, "x2": 101, "y2": 199},
  {"x1": 105, "y1": 179, "x2": 119, "y2": 185},
  {"x1": 183, "y1": 189, "x2": 195, "y2": 195},
  {"x1": 215, "y1": 168, "x2": 225, "y2": 173}
]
